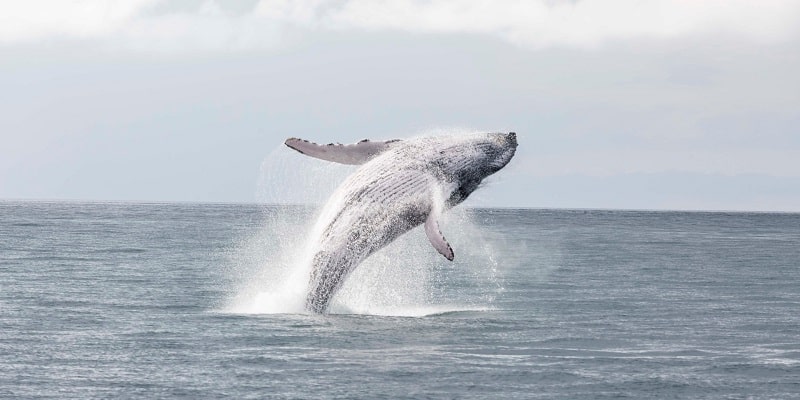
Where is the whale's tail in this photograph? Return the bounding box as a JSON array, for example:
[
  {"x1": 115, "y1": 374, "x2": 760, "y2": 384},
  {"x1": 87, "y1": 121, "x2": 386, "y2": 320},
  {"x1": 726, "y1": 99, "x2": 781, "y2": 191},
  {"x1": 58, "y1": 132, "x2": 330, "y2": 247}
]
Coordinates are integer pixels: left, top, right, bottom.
[{"x1": 305, "y1": 251, "x2": 353, "y2": 313}]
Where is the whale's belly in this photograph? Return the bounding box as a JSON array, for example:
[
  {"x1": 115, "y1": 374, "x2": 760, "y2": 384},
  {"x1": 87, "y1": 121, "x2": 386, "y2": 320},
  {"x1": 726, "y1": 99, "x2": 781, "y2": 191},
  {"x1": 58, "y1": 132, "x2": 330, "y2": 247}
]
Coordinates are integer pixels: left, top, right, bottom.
[{"x1": 305, "y1": 161, "x2": 439, "y2": 312}]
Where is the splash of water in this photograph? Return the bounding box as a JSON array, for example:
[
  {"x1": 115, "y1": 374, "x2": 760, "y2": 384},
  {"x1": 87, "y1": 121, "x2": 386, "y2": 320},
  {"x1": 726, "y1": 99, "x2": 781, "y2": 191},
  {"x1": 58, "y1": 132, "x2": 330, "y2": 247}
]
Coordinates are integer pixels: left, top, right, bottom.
[{"x1": 223, "y1": 134, "x2": 505, "y2": 316}]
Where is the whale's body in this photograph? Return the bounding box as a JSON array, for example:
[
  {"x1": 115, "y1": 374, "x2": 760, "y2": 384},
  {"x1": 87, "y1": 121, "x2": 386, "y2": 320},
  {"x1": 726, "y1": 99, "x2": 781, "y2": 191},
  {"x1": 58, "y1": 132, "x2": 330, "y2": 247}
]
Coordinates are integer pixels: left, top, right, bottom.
[{"x1": 285, "y1": 132, "x2": 518, "y2": 313}]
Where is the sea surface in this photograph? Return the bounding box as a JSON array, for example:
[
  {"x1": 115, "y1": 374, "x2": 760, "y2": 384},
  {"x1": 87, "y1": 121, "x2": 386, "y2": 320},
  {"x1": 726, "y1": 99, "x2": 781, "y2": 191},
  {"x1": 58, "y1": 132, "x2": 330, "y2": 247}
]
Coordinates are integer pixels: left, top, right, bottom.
[{"x1": 1, "y1": 201, "x2": 799, "y2": 399}]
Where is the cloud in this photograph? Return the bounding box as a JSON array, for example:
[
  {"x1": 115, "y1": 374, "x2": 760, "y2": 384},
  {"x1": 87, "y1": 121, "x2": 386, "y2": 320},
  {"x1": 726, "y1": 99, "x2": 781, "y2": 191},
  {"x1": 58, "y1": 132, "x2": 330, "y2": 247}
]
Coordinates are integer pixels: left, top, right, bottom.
[
  {"x1": 0, "y1": 0, "x2": 158, "y2": 42},
  {"x1": 314, "y1": 0, "x2": 800, "y2": 48},
  {"x1": 1, "y1": 0, "x2": 798, "y2": 51}
]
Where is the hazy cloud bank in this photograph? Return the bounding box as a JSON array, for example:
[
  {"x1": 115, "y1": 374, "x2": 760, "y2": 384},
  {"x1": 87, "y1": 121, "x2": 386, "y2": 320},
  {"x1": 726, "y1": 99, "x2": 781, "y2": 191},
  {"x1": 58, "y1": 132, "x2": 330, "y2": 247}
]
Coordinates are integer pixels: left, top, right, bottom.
[{"x1": 2, "y1": 0, "x2": 798, "y2": 51}]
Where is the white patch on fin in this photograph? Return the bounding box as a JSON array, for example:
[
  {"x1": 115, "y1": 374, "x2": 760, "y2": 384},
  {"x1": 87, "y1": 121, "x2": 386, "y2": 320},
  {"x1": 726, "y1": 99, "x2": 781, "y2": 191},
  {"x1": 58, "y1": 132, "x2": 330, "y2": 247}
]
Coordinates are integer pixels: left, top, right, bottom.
[
  {"x1": 284, "y1": 137, "x2": 401, "y2": 165},
  {"x1": 424, "y1": 212, "x2": 454, "y2": 261}
]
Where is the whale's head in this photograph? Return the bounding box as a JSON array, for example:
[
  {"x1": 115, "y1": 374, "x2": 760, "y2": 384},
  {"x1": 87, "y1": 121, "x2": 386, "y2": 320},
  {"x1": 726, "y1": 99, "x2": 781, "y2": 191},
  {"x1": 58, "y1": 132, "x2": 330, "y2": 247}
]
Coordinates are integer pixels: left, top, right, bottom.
[
  {"x1": 482, "y1": 131, "x2": 518, "y2": 174},
  {"x1": 453, "y1": 131, "x2": 518, "y2": 175},
  {"x1": 436, "y1": 131, "x2": 518, "y2": 206}
]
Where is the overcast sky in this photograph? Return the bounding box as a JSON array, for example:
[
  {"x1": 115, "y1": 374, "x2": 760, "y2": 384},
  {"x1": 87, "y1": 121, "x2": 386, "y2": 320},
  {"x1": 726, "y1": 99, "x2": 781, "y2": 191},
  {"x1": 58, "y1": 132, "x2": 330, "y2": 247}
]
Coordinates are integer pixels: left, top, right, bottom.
[{"x1": 1, "y1": 0, "x2": 799, "y2": 211}]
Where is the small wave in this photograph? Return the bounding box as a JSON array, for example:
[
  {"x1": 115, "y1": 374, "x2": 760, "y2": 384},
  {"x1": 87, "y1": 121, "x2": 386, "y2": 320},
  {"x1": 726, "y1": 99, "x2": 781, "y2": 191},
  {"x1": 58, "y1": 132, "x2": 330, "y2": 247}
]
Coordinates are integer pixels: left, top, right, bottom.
[
  {"x1": 16, "y1": 255, "x2": 103, "y2": 262},
  {"x1": 330, "y1": 304, "x2": 492, "y2": 317},
  {"x1": 98, "y1": 248, "x2": 147, "y2": 254},
  {"x1": 10, "y1": 222, "x2": 43, "y2": 227}
]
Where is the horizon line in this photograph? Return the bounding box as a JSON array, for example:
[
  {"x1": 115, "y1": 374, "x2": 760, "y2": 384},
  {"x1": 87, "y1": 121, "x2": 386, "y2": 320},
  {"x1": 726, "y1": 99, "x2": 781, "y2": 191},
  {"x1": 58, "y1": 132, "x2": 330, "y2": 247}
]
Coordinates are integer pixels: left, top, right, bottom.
[{"x1": 2, "y1": 197, "x2": 798, "y2": 215}]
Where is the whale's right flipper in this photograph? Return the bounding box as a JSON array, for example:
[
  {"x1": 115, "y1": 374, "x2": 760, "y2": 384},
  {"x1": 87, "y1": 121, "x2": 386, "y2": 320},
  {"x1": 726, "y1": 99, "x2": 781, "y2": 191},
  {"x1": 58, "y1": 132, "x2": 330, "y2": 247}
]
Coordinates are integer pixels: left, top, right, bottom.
[
  {"x1": 424, "y1": 212, "x2": 454, "y2": 261},
  {"x1": 285, "y1": 137, "x2": 401, "y2": 165}
]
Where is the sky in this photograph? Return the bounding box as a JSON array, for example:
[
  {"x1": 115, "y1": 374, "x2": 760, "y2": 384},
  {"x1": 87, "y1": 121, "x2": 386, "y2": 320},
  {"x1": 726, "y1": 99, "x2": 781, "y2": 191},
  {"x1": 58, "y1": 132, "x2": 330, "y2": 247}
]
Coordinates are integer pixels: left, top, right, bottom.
[{"x1": 1, "y1": 0, "x2": 799, "y2": 211}]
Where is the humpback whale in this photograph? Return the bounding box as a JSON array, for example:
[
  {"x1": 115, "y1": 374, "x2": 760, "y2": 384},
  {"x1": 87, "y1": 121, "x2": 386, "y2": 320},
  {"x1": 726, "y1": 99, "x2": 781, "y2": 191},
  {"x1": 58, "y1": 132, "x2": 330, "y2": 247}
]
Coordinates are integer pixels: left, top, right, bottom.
[{"x1": 285, "y1": 132, "x2": 518, "y2": 313}]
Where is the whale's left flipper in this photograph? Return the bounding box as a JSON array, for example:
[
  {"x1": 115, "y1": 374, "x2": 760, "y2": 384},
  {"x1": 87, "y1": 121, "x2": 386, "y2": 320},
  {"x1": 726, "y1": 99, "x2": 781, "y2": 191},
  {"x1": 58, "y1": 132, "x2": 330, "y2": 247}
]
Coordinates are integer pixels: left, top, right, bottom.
[
  {"x1": 424, "y1": 212, "x2": 454, "y2": 261},
  {"x1": 285, "y1": 138, "x2": 401, "y2": 165}
]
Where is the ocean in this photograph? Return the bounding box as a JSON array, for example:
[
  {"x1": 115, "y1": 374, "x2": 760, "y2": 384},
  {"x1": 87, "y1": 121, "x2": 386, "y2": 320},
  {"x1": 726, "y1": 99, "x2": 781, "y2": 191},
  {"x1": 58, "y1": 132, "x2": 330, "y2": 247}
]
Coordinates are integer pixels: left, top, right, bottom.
[{"x1": 1, "y1": 201, "x2": 799, "y2": 398}]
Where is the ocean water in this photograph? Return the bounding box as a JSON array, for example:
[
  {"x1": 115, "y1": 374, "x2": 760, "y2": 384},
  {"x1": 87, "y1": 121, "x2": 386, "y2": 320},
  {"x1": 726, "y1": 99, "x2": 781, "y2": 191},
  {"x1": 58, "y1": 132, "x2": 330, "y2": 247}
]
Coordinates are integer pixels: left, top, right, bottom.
[{"x1": 1, "y1": 201, "x2": 799, "y2": 399}]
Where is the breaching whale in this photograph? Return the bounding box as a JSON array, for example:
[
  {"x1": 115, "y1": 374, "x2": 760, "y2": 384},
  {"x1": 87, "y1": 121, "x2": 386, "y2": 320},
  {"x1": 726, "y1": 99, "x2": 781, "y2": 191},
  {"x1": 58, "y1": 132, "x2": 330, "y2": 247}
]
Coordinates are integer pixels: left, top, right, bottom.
[{"x1": 285, "y1": 132, "x2": 518, "y2": 313}]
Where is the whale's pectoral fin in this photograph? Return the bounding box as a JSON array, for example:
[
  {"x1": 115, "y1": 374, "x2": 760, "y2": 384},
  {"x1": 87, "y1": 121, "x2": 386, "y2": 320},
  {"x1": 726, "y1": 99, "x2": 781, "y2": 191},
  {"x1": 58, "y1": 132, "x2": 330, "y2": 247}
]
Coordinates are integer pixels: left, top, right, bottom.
[
  {"x1": 284, "y1": 137, "x2": 401, "y2": 165},
  {"x1": 425, "y1": 212, "x2": 454, "y2": 261}
]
